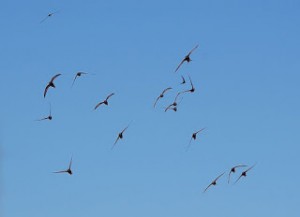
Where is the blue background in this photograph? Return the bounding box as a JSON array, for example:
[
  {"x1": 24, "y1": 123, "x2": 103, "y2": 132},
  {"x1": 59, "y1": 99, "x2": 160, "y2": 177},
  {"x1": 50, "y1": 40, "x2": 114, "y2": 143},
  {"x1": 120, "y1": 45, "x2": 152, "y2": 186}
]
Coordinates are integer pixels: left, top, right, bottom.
[{"x1": 1, "y1": 0, "x2": 300, "y2": 216}]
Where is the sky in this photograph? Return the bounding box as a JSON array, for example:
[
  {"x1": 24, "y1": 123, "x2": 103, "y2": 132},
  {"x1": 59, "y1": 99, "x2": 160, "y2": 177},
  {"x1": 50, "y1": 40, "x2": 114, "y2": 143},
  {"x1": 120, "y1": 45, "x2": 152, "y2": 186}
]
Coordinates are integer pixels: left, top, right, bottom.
[{"x1": 1, "y1": 0, "x2": 300, "y2": 216}]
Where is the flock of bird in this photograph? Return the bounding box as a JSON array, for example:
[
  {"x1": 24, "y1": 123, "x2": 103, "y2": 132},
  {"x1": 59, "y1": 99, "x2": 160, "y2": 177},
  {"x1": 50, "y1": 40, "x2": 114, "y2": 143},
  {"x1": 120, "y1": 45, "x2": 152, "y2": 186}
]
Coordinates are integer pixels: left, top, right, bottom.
[{"x1": 37, "y1": 11, "x2": 256, "y2": 194}]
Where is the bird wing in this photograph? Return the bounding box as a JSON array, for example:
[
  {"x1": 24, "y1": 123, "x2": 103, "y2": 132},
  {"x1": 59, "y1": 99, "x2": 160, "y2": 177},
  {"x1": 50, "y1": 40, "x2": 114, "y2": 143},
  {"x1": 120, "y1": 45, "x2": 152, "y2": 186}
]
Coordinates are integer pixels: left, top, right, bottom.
[
  {"x1": 40, "y1": 16, "x2": 50, "y2": 23},
  {"x1": 94, "y1": 101, "x2": 104, "y2": 110},
  {"x1": 228, "y1": 171, "x2": 233, "y2": 184},
  {"x1": 245, "y1": 164, "x2": 256, "y2": 173},
  {"x1": 180, "y1": 76, "x2": 186, "y2": 84},
  {"x1": 106, "y1": 93, "x2": 115, "y2": 101},
  {"x1": 153, "y1": 96, "x2": 161, "y2": 108},
  {"x1": 36, "y1": 117, "x2": 48, "y2": 121},
  {"x1": 68, "y1": 156, "x2": 73, "y2": 170},
  {"x1": 196, "y1": 128, "x2": 205, "y2": 134},
  {"x1": 188, "y1": 75, "x2": 194, "y2": 89},
  {"x1": 50, "y1": 73, "x2": 61, "y2": 83},
  {"x1": 185, "y1": 137, "x2": 194, "y2": 152},
  {"x1": 164, "y1": 104, "x2": 173, "y2": 112},
  {"x1": 233, "y1": 164, "x2": 248, "y2": 169},
  {"x1": 53, "y1": 170, "x2": 67, "y2": 174},
  {"x1": 214, "y1": 172, "x2": 225, "y2": 182},
  {"x1": 43, "y1": 84, "x2": 51, "y2": 98},
  {"x1": 162, "y1": 87, "x2": 172, "y2": 95},
  {"x1": 203, "y1": 183, "x2": 213, "y2": 193},
  {"x1": 111, "y1": 136, "x2": 120, "y2": 149},
  {"x1": 175, "y1": 59, "x2": 185, "y2": 73},
  {"x1": 187, "y1": 44, "x2": 199, "y2": 56},
  {"x1": 71, "y1": 74, "x2": 79, "y2": 87},
  {"x1": 234, "y1": 174, "x2": 243, "y2": 184}
]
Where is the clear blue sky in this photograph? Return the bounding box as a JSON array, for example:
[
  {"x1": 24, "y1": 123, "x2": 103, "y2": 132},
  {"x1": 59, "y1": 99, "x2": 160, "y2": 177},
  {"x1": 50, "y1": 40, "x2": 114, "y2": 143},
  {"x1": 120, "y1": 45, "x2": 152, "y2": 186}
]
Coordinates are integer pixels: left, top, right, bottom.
[{"x1": 1, "y1": 0, "x2": 300, "y2": 216}]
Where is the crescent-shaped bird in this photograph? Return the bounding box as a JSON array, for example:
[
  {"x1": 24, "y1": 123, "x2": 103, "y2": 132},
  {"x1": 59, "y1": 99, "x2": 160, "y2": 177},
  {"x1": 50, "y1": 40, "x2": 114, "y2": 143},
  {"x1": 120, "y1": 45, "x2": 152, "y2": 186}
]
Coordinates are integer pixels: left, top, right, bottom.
[
  {"x1": 40, "y1": 10, "x2": 60, "y2": 23},
  {"x1": 203, "y1": 172, "x2": 225, "y2": 193},
  {"x1": 112, "y1": 124, "x2": 130, "y2": 150},
  {"x1": 154, "y1": 87, "x2": 172, "y2": 108},
  {"x1": 228, "y1": 164, "x2": 247, "y2": 183},
  {"x1": 235, "y1": 164, "x2": 256, "y2": 184},
  {"x1": 72, "y1": 72, "x2": 88, "y2": 87},
  {"x1": 43, "y1": 73, "x2": 61, "y2": 98},
  {"x1": 186, "y1": 128, "x2": 205, "y2": 151},
  {"x1": 53, "y1": 156, "x2": 73, "y2": 175},
  {"x1": 94, "y1": 93, "x2": 115, "y2": 110},
  {"x1": 175, "y1": 45, "x2": 199, "y2": 73}
]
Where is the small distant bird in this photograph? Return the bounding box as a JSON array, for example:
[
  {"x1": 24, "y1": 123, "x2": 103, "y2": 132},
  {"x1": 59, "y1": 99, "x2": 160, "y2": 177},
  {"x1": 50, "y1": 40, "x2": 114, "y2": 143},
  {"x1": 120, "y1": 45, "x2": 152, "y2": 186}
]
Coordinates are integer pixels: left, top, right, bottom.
[
  {"x1": 178, "y1": 75, "x2": 195, "y2": 95},
  {"x1": 164, "y1": 92, "x2": 183, "y2": 112},
  {"x1": 165, "y1": 105, "x2": 177, "y2": 112},
  {"x1": 180, "y1": 75, "x2": 186, "y2": 85},
  {"x1": 154, "y1": 87, "x2": 172, "y2": 108},
  {"x1": 228, "y1": 165, "x2": 247, "y2": 183},
  {"x1": 186, "y1": 128, "x2": 205, "y2": 151},
  {"x1": 43, "y1": 73, "x2": 61, "y2": 98},
  {"x1": 94, "y1": 93, "x2": 115, "y2": 110},
  {"x1": 53, "y1": 156, "x2": 73, "y2": 175},
  {"x1": 112, "y1": 124, "x2": 130, "y2": 149},
  {"x1": 40, "y1": 11, "x2": 60, "y2": 23},
  {"x1": 72, "y1": 72, "x2": 88, "y2": 87},
  {"x1": 235, "y1": 164, "x2": 256, "y2": 184},
  {"x1": 175, "y1": 45, "x2": 199, "y2": 72},
  {"x1": 203, "y1": 172, "x2": 225, "y2": 193},
  {"x1": 36, "y1": 104, "x2": 52, "y2": 121}
]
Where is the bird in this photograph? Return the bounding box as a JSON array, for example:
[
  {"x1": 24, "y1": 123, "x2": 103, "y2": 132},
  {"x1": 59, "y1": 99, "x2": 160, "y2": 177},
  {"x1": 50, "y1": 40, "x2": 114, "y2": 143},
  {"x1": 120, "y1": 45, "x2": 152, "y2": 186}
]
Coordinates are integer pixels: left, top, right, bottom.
[
  {"x1": 40, "y1": 10, "x2": 60, "y2": 23},
  {"x1": 175, "y1": 45, "x2": 199, "y2": 72},
  {"x1": 164, "y1": 94, "x2": 183, "y2": 112},
  {"x1": 164, "y1": 105, "x2": 177, "y2": 112},
  {"x1": 186, "y1": 128, "x2": 205, "y2": 151},
  {"x1": 178, "y1": 75, "x2": 195, "y2": 96},
  {"x1": 43, "y1": 73, "x2": 61, "y2": 98},
  {"x1": 36, "y1": 103, "x2": 52, "y2": 121},
  {"x1": 53, "y1": 156, "x2": 73, "y2": 175},
  {"x1": 228, "y1": 164, "x2": 247, "y2": 183},
  {"x1": 154, "y1": 87, "x2": 172, "y2": 108},
  {"x1": 235, "y1": 164, "x2": 256, "y2": 184},
  {"x1": 112, "y1": 124, "x2": 130, "y2": 149},
  {"x1": 72, "y1": 72, "x2": 88, "y2": 87},
  {"x1": 180, "y1": 75, "x2": 186, "y2": 85},
  {"x1": 94, "y1": 93, "x2": 115, "y2": 110},
  {"x1": 203, "y1": 172, "x2": 225, "y2": 193}
]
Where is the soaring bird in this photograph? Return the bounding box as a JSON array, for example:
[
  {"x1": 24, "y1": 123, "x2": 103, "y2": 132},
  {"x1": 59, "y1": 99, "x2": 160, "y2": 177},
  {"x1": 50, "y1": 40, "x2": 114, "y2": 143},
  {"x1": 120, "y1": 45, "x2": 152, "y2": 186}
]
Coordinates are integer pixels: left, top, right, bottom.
[
  {"x1": 94, "y1": 93, "x2": 115, "y2": 110},
  {"x1": 203, "y1": 172, "x2": 225, "y2": 193},
  {"x1": 72, "y1": 72, "x2": 88, "y2": 87},
  {"x1": 235, "y1": 164, "x2": 256, "y2": 184},
  {"x1": 154, "y1": 87, "x2": 172, "y2": 108},
  {"x1": 43, "y1": 73, "x2": 61, "y2": 98},
  {"x1": 53, "y1": 156, "x2": 73, "y2": 175},
  {"x1": 164, "y1": 92, "x2": 183, "y2": 112},
  {"x1": 175, "y1": 45, "x2": 199, "y2": 72},
  {"x1": 228, "y1": 165, "x2": 247, "y2": 183},
  {"x1": 112, "y1": 124, "x2": 130, "y2": 149},
  {"x1": 40, "y1": 10, "x2": 60, "y2": 23},
  {"x1": 186, "y1": 128, "x2": 205, "y2": 151},
  {"x1": 36, "y1": 103, "x2": 52, "y2": 121}
]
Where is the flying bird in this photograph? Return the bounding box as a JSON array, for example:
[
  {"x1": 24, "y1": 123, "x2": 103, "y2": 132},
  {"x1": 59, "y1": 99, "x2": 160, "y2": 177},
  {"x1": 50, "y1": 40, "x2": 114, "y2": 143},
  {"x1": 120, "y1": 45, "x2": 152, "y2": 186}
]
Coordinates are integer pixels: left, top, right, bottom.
[
  {"x1": 36, "y1": 103, "x2": 52, "y2": 121},
  {"x1": 164, "y1": 105, "x2": 177, "y2": 112},
  {"x1": 203, "y1": 172, "x2": 225, "y2": 193},
  {"x1": 40, "y1": 10, "x2": 60, "y2": 23},
  {"x1": 154, "y1": 87, "x2": 172, "y2": 108},
  {"x1": 180, "y1": 75, "x2": 186, "y2": 85},
  {"x1": 53, "y1": 156, "x2": 73, "y2": 175},
  {"x1": 228, "y1": 164, "x2": 247, "y2": 183},
  {"x1": 43, "y1": 73, "x2": 61, "y2": 98},
  {"x1": 72, "y1": 72, "x2": 88, "y2": 87},
  {"x1": 235, "y1": 164, "x2": 256, "y2": 184},
  {"x1": 112, "y1": 124, "x2": 130, "y2": 149},
  {"x1": 186, "y1": 128, "x2": 205, "y2": 151},
  {"x1": 94, "y1": 93, "x2": 115, "y2": 110},
  {"x1": 175, "y1": 45, "x2": 199, "y2": 72}
]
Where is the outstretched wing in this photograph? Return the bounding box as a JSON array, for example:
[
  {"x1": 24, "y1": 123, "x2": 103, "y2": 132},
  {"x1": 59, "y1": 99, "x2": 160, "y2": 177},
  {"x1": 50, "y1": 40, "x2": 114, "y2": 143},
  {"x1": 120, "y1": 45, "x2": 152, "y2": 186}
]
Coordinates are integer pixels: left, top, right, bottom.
[
  {"x1": 196, "y1": 128, "x2": 205, "y2": 134},
  {"x1": 153, "y1": 96, "x2": 161, "y2": 108},
  {"x1": 43, "y1": 84, "x2": 51, "y2": 98},
  {"x1": 235, "y1": 174, "x2": 243, "y2": 184},
  {"x1": 214, "y1": 172, "x2": 225, "y2": 182},
  {"x1": 180, "y1": 75, "x2": 186, "y2": 84},
  {"x1": 162, "y1": 87, "x2": 172, "y2": 95},
  {"x1": 187, "y1": 44, "x2": 199, "y2": 56},
  {"x1": 111, "y1": 136, "x2": 120, "y2": 150},
  {"x1": 53, "y1": 170, "x2": 67, "y2": 174},
  {"x1": 203, "y1": 183, "x2": 213, "y2": 193},
  {"x1": 106, "y1": 93, "x2": 115, "y2": 101},
  {"x1": 71, "y1": 74, "x2": 79, "y2": 87},
  {"x1": 175, "y1": 59, "x2": 185, "y2": 73},
  {"x1": 94, "y1": 101, "x2": 104, "y2": 110},
  {"x1": 68, "y1": 156, "x2": 73, "y2": 170},
  {"x1": 50, "y1": 73, "x2": 61, "y2": 83}
]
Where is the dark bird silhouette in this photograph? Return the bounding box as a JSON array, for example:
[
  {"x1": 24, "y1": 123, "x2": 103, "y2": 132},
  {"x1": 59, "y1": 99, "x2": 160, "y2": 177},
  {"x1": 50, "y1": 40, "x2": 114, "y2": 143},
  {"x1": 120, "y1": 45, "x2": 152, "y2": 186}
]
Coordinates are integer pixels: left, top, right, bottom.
[
  {"x1": 164, "y1": 92, "x2": 183, "y2": 112},
  {"x1": 164, "y1": 105, "x2": 177, "y2": 112},
  {"x1": 175, "y1": 45, "x2": 199, "y2": 72},
  {"x1": 186, "y1": 128, "x2": 205, "y2": 151},
  {"x1": 53, "y1": 156, "x2": 73, "y2": 175},
  {"x1": 228, "y1": 164, "x2": 247, "y2": 183},
  {"x1": 94, "y1": 93, "x2": 115, "y2": 110},
  {"x1": 154, "y1": 87, "x2": 172, "y2": 108},
  {"x1": 40, "y1": 10, "x2": 60, "y2": 23},
  {"x1": 43, "y1": 73, "x2": 61, "y2": 98},
  {"x1": 72, "y1": 72, "x2": 88, "y2": 87},
  {"x1": 112, "y1": 124, "x2": 130, "y2": 149},
  {"x1": 36, "y1": 103, "x2": 52, "y2": 121},
  {"x1": 235, "y1": 164, "x2": 256, "y2": 184},
  {"x1": 203, "y1": 172, "x2": 225, "y2": 193},
  {"x1": 180, "y1": 75, "x2": 186, "y2": 85},
  {"x1": 178, "y1": 75, "x2": 195, "y2": 96}
]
